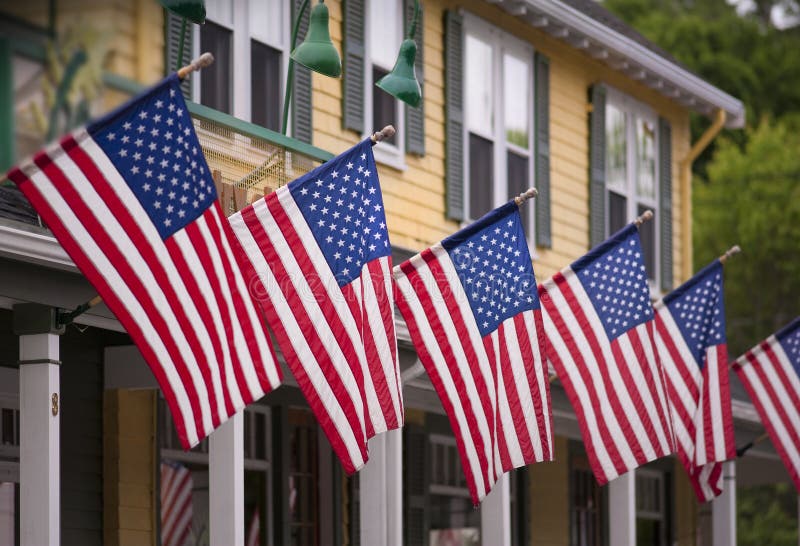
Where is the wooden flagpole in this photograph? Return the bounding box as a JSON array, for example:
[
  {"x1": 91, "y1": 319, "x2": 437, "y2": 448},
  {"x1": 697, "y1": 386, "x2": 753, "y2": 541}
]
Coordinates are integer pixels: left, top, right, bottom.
[{"x1": 736, "y1": 431, "x2": 770, "y2": 457}]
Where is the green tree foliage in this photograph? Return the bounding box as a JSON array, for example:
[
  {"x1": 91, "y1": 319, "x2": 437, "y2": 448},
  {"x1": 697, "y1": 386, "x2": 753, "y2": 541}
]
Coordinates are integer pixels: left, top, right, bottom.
[
  {"x1": 738, "y1": 483, "x2": 799, "y2": 546},
  {"x1": 694, "y1": 119, "x2": 800, "y2": 357}
]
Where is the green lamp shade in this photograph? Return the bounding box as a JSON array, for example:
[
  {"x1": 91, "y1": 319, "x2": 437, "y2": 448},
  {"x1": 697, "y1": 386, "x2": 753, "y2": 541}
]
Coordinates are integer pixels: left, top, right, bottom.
[
  {"x1": 376, "y1": 38, "x2": 422, "y2": 107},
  {"x1": 159, "y1": 0, "x2": 206, "y2": 24},
  {"x1": 291, "y1": 2, "x2": 342, "y2": 78}
]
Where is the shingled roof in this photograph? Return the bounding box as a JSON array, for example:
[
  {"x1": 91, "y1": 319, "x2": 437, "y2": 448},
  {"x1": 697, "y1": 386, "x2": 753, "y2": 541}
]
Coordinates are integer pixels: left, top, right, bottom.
[{"x1": 0, "y1": 185, "x2": 39, "y2": 226}]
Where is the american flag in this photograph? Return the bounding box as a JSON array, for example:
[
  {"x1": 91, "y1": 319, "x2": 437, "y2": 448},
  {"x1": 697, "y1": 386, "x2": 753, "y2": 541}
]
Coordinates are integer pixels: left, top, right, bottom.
[
  {"x1": 7, "y1": 75, "x2": 281, "y2": 449},
  {"x1": 160, "y1": 461, "x2": 193, "y2": 546},
  {"x1": 394, "y1": 201, "x2": 553, "y2": 504},
  {"x1": 229, "y1": 139, "x2": 403, "y2": 474},
  {"x1": 733, "y1": 317, "x2": 800, "y2": 491},
  {"x1": 540, "y1": 224, "x2": 674, "y2": 484},
  {"x1": 654, "y1": 260, "x2": 735, "y2": 501}
]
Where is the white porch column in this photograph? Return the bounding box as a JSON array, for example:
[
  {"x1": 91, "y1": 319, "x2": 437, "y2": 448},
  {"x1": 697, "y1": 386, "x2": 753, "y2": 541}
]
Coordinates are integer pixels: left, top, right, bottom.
[
  {"x1": 712, "y1": 461, "x2": 736, "y2": 546},
  {"x1": 481, "y1": 473, "x2": 511, "y2": 546},
  {"x1": 19, "y1": 333, "x2": 60, "y2": 546},
  {"x1": 209, "y1": 412, "x2": 244, "y2": 546},
  {"x1": 609, "y1": 471, "x2": 636, "y2": 546},
  {"x1": 360, "y1": 429, "x2": 403, "y2": 546}
]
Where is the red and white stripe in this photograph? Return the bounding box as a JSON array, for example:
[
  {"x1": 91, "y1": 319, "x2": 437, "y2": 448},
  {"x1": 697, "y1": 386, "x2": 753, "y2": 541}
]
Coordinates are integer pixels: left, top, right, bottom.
[
  {"x1": 654, "y1": 302, "x2": 734, "y2": 501},
  {"x1": 160, "y1": 462, "x2": 193, "y2": 546},
  {"x1": 733, "y1": 336, "x2": 800, "y2": 491},
  {"x1": 9, "y1": 131, "x2": 281, "y2": 449},
  {"x1": 229, "y1": 188, "x2": 403, "y2": 474},
  {"x1": 394, "y1": 245, "x2": 553, "y2": 504},
  {"x1": 540, "y1": 269, "x2": 674, "y2": 485}
]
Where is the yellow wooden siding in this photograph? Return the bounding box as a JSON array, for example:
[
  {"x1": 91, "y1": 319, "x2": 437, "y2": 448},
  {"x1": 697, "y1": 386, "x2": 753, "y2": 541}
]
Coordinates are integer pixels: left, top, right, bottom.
[
  {"x1": 103, "y1": 389, "x2": 157, "y2": 546},
  {"x1": 529, "y1": 435, "x2": 570, "y2": 546}
]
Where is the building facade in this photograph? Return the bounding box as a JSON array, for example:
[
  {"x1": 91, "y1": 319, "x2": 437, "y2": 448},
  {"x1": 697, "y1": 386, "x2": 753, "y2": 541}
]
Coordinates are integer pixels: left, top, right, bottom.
[{"x1": 0, "y1": 1, "x2": 792, "y2": 545}]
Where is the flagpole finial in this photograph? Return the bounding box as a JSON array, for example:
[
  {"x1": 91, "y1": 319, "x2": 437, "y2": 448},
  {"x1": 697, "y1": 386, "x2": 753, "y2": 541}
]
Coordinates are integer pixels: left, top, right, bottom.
[
  {"x1": 370, "y1": 125, "x2": 396, "y2": 144},
  {"x1": 634, "y1": 209, "x2": 653, "y2": 227},
  {"x1": 719, "y1": 244, "x2": 741, "y2": 264},
  {"x1": 178, "y1": 52, "x2": 215, "y2": 80},
  {"x1": 514, "y1": 187, "x2": 538, "y2": 206}
]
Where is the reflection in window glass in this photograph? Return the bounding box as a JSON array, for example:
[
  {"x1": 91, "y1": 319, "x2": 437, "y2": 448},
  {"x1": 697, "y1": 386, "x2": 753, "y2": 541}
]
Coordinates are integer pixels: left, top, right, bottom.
[
  {"x1": 605, "y1": 104, "x2": 627, "y2": 188},
  {"x1": 507, "y1": 151, "x2": 531, "y2": 233},
  {"x1": 200, "y1": 21, "x2": 233, "y2": 114},
  {"x1": 636, "y1": 117, "x2": 657, "y2": 200},
  {"x1": 465, "y1": 34, "x2": 494, "y2": 134},
  {"x1": 469, "y1": 133, "x2": 494, "y2": 220},
  {"x1": 289, "y1": 408, "x2": 318, "y2": 546},
  {"x1": 370, "y1": 0, "x2": 401, "y2": 69},
  {"x1": 609, "y1": 191, "x2": 627, "y2": 235},
  {"x1": 251, "y1": 41, "x2": 282, "y2": 132},
  {"x1": 503, "y1": 53, "x2": 529, "y2": 148},
  {"x1": 250, "y1": 0, "x2": 283, "y2": 45},
  {"x1": 373, "y1": 67, "x2": 398, "y2": 145}
]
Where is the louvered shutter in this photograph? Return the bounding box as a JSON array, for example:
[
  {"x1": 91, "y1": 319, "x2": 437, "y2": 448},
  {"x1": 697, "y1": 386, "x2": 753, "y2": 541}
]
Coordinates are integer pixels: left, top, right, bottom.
[
  {"x1": 343, "y1": 0, "x2": 365, "y2": 133},
  {"x1": 292, "y1": 0, "x2": 313, "y2": 143},
  {"x1": 659, "y1": 117, "x2": 673, "y2": 291},
  {"x1": 444, "y1": 10, "x2": 464, "y2": 221},
  {"x1": 589, "y1": 84, "x2": 607, "y2": 248},
  {"x1": 404, "y1": 0, "x2": 425, "y2": 155},
  {"x1": 164, "y1": 11, "x2": 192, "y2": 99},
  {"x1": 534, "y1": 52, "x2": 551, "y2": 248},
  {"x1": 404, "y1": 425, "x2": 430, "y2": 546}
]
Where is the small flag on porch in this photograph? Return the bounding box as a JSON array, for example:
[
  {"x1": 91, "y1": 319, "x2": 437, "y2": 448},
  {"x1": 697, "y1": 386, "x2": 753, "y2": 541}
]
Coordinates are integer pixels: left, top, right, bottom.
[
  {"x1": 229, "y1": 139, "x2": 403, "y2": 474},
  {"x1": 394, "y1": 201, "x2": 553, "y2": 504},
  {"x1": 733, "y1": 317, "x2": 800, "y2": 492},
  {"x1": 654, "y1": 259, "x2": 735, "y2": 502},
  {"x1": 540, "y1": 223, "x2": 674, "y2": 485},
  {"x1": 6, "y1": 75, "x2": 282, "y2": 449},
  {"x1": 161, "y1": 461, "x2": 193, "y2": 546}
]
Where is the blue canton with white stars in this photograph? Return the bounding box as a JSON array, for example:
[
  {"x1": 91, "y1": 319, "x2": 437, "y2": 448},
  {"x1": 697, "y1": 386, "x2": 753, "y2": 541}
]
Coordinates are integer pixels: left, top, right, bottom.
[
  {"x1": 89, "y1": 75, "x2": 215, "y2": 240},
  {"x1": 288, "y1": 139, "x2": 389, "y2": 287},
  {"x1": 441, "y1": 202, "x2": 539, "y2": 337},
  {"x1": 663, "y1": 261, "x2": 726, "y2": 370},
  {"x1": 776, "y1": 318, "x2": 800, "y2": 378},
  {"x1": 574, "y1": 224, "x2": 653, "y2": 341}
]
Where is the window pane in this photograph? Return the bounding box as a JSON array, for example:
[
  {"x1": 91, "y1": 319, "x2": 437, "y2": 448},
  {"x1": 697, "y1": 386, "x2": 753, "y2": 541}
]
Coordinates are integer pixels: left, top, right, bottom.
[
  {"x1": 373, "y1": 66, "x2": 398, "y2": 145},
  {"x1": 465, "y1": 34, "x2": 494, "y2": 135},
  {"x1": 638, "y1": 204, "x2": 656, "y2": 282},
  {"x1": 469, "y1": 133, "x2": 494, "y2": 219},
  {"x1": 636, "y1": 117, "x2": 657, "y2": 200},
  {"x1": 244, "y1": 470, "x2": 267, "y2": 546},
  {"x1": 608, "y1": 191, "x2": 627, "y2": 235},
  {"x1": 605, "y1": 103, "x2": 627, "y2": 189},
  {"x1": 503, "y1": 53, "x2": 529, "y2": 149},
  {"x1": 200, "y1": 21, "x2": 232, "y2": 114},
  {"x1": 160, "y1": 461, "x2": 209, "y2": 546},
  {"x1": 507, "y1": 151, "x2": 531, "y2": 233},
  {"x1": 251, "y1": 41, "x2": 282, "y2": 131},
  {"x1": 429, "y1": 495, "x2": 480, "y2": 546},
  {"x1": 370, "y1": 0, "x2": 401, "y2": 69},
  {"x1": 250, "y1": 0, "x2": 284, "y2": 45}
]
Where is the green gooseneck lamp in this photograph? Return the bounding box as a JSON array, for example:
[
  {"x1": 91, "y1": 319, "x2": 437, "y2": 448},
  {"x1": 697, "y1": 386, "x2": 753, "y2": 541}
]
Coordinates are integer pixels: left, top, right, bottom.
[
  {"x1": 282, "y1": 0, "x2": 342, "y2": 134},
  {"x1": 375, "y1": 0, "x2": 422, "y2": 108}
]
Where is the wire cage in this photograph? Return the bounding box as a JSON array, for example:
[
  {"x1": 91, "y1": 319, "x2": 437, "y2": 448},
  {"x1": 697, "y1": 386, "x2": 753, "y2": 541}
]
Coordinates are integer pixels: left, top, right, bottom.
[{"x1": 190, "y1": 108, "x2": 328, "y2": 217}]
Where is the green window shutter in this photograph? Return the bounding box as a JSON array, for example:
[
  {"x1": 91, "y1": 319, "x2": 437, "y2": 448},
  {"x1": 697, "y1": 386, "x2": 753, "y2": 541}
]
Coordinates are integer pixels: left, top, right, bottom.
[
  {"x1": 292, "y1": 0, "x2": 313, "y2": 143},
  {"x1": 404, "y1": 425, "x2": 430, "y2": 546},
  {"x1": 659, "y1": 117, "x2": 673, "y2": 292},
  {"x1": 444, "y1": 10, "x2": 464, "y2": 221},
  {"x1": 404, "y1": 0, "x2": 425, "y2": 156},
  {"x1": 343, "y1": 0, "x2": 365, "y2": 133},
  {"x1": 534, "y1": 52, "x2": 551, "y2": 248},
  {"x1": 0, "y1": 38, "x2": 14, "y2": 171},
  {"x1": 589, "y1": 84, "x2": 606, "y2": 248},
  {"x1": 164, "y1": 11, "x2": 193, "y2": 99}
]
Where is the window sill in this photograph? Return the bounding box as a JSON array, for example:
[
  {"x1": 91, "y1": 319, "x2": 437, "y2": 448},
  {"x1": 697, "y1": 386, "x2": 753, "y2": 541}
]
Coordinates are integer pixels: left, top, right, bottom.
[{"x1": 372, "y1": 144, "x2": 408, "y2": 172}]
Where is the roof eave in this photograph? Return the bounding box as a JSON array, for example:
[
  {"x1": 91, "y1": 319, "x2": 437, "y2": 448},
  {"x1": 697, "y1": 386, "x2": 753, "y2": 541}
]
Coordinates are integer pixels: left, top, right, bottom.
[{"x1": 489, "y1": 0, "x2": 746, "y2": 128}]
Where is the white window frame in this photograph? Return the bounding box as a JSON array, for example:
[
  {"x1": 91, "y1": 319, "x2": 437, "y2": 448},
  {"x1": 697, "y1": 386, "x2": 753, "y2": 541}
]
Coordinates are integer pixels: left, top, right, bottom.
[
  {"x1": 193, "y1": 0, "x2": 290, "y2": 125},
  {"x1": 462, "y1": 13, "x2": 536, "y2": 246},
  {"x1": 364, "y1": 0, "x2": 407, "y2": 171},
  {"x1": 604, "y1": 87, "x2": 660, "y2": 291}
]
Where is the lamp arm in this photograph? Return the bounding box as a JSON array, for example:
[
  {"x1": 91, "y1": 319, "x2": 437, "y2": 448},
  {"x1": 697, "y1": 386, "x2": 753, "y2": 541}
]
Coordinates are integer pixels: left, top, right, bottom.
[
  {"x1": 408, "y1": 0, "x2": 420, "y2": 40},
  {"x1": 282, "y1": 0, "x2": 312, "y2": 135}
]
